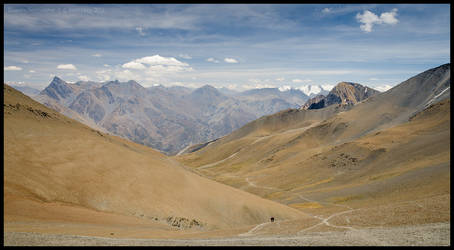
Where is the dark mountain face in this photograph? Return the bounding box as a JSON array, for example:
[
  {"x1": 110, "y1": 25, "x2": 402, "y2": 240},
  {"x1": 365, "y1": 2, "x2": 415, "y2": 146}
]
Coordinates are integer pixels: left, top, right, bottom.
[
  {"x1": 36, "y1": 79, "x2": 309, "y2": 155},
  {"x1": 301, "y1": 94, "x2": 326, "y2": 110},
  {"x1": 41, "y1": 76, "x2": 76, "y2": 102},
  {"x1": 301, "y1": 82, "x2": 380, "y2": 110}
]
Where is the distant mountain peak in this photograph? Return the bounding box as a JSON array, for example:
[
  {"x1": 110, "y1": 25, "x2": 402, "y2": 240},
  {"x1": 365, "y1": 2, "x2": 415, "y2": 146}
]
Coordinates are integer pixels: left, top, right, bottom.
[
  {"x1": 199, "y1": 84, "x2": 218, "y2": 90},
  {"x1": 52, "y1": 75, "x2": 64, "y2": 82},
  {"x1": 300, "y1": 82, "x2": 380, "y2": 110},
  {"x1": 41, "y1": 76, "x2": 74, "y2": 101},
  {"x1": 192, "y1": 84, "x2": 223, "y2": 96},
  {"x1": 298, "y1": 84, "x2": 331, "y2": 97},
  {"x1": 104, "y1": 79, "x2": 144, "y2": 89}
]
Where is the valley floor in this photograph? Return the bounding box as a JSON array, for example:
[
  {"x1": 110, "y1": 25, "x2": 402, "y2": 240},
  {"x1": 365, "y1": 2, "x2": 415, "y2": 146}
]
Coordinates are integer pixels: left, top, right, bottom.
[{"x1": 4, "y1": 222, "x2": 450, "y2": 246}]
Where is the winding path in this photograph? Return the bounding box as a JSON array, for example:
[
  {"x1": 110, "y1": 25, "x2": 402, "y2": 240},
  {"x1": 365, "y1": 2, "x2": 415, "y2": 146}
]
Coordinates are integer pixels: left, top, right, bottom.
[{"x1": 241, "y1": 176, "x2": 388, "y2": 245}]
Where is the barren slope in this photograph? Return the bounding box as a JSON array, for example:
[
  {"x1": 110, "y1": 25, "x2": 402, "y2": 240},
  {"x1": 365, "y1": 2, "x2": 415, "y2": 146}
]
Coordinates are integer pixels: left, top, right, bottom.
[
  {"x1": 4, "y1": 84, "x2": 309, "y2": 238},
  {"x1": 176, "y1": 64, "x2": 450, "y2": 229}
]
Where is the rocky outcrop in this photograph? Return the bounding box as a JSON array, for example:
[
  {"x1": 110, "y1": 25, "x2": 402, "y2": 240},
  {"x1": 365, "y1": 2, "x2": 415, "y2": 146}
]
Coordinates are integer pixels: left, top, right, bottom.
[
  {"x1": 300, "y1": 94, "x2": 326, "y2": 110},
  {"x1": 301, "y1": 82, "x2": 380, "y2": 110}
]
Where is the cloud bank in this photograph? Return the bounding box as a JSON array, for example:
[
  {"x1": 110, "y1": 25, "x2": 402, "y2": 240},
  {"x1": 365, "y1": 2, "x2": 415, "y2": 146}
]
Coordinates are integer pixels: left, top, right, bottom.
[
  {"x1": 57, "y1": 64, "x2": 77, "y2": 70},
  {"x1": 4, "y1": 66, "x2": 23, "y2": 71},
  {"x1": 356, "y1": 8, "x2": 399, "y2": 32}
]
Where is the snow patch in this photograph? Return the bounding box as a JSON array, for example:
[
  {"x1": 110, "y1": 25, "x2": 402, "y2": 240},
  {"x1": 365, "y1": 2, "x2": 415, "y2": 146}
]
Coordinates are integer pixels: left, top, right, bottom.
[{"x1": 424, "y1": 86, "x2": 450, "y2": 108}]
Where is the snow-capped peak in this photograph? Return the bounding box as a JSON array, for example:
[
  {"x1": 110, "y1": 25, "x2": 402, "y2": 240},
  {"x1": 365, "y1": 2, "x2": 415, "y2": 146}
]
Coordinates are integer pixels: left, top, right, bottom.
[
  {"x1": 277, "y1": 84, "x2": 334, "y2": 97},
  {"x1": 298, "y1": 85, "x2": 322, "y2": 96},
  {"x1": 278, "y1": 85, "x2": 292, "y2": 92}
]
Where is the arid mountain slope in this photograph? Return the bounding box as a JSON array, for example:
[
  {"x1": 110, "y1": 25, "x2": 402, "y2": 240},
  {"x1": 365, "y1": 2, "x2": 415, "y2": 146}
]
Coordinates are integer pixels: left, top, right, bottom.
[
  {"x1": 176, "y1": 64, "x2": 450, "y2": 228},
  {"x1": 4, "y1": 84, "x2": 310, "y2": 236}
]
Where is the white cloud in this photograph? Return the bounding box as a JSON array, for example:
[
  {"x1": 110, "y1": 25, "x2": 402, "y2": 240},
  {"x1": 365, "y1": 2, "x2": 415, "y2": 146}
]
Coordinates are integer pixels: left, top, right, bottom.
[
  {"x1": 78, "y1": 75, "x2": 90, "y2": 81},
  {"x1": 322, "y1": 8, "x2": 331, "y2": 14},
  {"x1": 4, "y1": 66, "x2": 22, "y2": 71},
  {"x1": 6, "y1": 81, "x2": 26, "y2": 86},
  {"x1": 114, "y1": 69, "x2": 136, "y2": 81},
  {"x1": 121, "y1": 55, "x2": 192, "y2": 75},
  {"x1": 380, "y1": 8, "x2": 399, "y2": 25},
  {"x1": 298, "y1": 70, "x2": 352, "y2": 75},
  {"x1": 224, "y1": 58, "x2": 238, "y2": 63},
  {"x1": 356, "y1": 9, "x2": 399, "y2": 32},
  {"x1": 298, "y1": 85, "x2": 322, "y2": 96},
  {"x1": 104, "y1": 64, "x2": 110, "y2": 67},
  {"x1": 207, "y1": 57, "x2": 220, "y2": 63},
  {"x1": 92, "y1": 53, "x2": 102, "y2": 57},
  {"x1": 57, "y1": 64, "x2": 77, "y2": 70},
  {"x1": 179, "y1": 54, "x2": 192, "y2": 59},
  {"x1": 109, "y1": 55, "x2": 193, "y2": 85},
  {"x1": 22, "y1": 60, "x2": 29, "y2": 63},
  {"x1": 321, "y1": 84, "x2": 335, "y2": 91},
  {"x1": 374, "y1": 84, "x2": 393, "y2": 92},
  {"x1": 356, "y1": 10, "x2": 380, "y2": 32},
  {"x1": 122, "y1": 61, "x2": 146, "y2": 69},
  {"x1": 278, "y1": 85, "x2": 291, "y2": 91},
  {"x1": 242, "y1": 82, "x2": 277, "y2": 90},
  {"x1": 136, "y1": 26, "x2": 146, "y2": 36},
  {"x1": 135, "y1": 55, "x2": 189, "y2": 66},
  {"x1": 275, "y1": 77, "x2": 285, "y2": 82},
  {"x1": 226, "y1": 84, "x2": 238, "y2": 90},
  {"x1": 96, "y1": 69, "x2": 112, "y2": 81},
  {"x1": 369, "y1": 77, "x2": 380, "y2": 81},
  {"x1": 292, "y1": 79, "x2": 312, "y2": 83},
  {"x1": 29, "y1": 70, "x2": 36, "y2": 73}
]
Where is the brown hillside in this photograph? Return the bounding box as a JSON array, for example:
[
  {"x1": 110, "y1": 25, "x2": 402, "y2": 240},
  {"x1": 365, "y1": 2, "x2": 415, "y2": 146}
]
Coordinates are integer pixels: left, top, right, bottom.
[
  {"x1": 4, "y1": 84, "x2": 309, "y2": 238},
  {"x1": 176, "y1": 64, "x2": 450, "y2": 229}
]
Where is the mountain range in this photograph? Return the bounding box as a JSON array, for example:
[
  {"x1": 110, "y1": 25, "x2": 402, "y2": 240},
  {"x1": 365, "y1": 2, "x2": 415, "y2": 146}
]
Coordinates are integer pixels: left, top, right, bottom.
[
  {"x1": 34, "y1": 78, "x2": 312, "y2": 154},
  {"x1": 9, "y1": 85, "x2": 41, "y2": 96}
]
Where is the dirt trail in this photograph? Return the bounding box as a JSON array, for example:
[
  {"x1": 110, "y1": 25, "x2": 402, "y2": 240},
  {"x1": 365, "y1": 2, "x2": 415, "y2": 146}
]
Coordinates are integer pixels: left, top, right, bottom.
[
  {"x1": 243, "y1": 176, "x2": 357, "y2": 234},
  {"x1": 197, "y1": 152, "x2": 240, "y2": 170},
  {"x1": 252, "y1": 122, "x2": 320, "y2": 145},
  {"x1": 241, "y1": 176, "x2": 392, "y2": 245}
]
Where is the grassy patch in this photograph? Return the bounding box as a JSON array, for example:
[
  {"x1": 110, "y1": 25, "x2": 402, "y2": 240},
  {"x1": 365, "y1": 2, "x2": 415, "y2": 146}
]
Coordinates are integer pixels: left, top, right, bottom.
[
  {"x1": 289, "y1": 202, "x2": 323, "y2": 209},
  {"x1": 292, "y1": 177, "x2": 334, "y2": 191},
  {"x1": 331, "y1": 195, "x2": 363, "y2": 204}
]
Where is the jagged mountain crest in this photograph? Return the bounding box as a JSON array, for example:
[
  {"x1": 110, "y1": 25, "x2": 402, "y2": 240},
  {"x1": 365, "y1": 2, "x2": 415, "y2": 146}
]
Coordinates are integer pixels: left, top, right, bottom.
[
  {"x1": 301, "y1": 82, "x2": 380, "y2": 110},
  {"x1": 35, "y1": 78, "x2": 309, "y2": 154},
  {"x1": 40, "y1": 76, "x2": 76, "y2": 101}
]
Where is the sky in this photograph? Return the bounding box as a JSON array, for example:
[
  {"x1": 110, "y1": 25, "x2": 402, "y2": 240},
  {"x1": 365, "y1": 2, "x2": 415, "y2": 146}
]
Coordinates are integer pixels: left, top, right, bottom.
[{"x1": 3, "y1": 4, "x2": 450, "y2": 92}]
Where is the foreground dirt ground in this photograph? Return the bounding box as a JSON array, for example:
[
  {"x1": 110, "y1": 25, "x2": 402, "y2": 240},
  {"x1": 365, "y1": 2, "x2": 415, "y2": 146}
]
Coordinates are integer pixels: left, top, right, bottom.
[
  {"x1": 4, "y1": 193, "x2": 450, "y2": 246},
  {"x1": 4, "y1": 222, "x2": 450, "y2": 246}
]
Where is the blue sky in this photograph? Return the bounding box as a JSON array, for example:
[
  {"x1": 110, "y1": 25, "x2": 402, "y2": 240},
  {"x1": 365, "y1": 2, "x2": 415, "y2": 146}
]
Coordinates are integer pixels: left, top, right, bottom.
[{"x1": 4, "y1": 4, "x2": 450, "y2": 91}]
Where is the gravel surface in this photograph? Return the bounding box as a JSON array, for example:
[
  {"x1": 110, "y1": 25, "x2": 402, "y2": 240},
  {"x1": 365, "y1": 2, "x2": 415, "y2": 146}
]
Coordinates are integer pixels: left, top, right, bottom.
[{"x1": 4, "y1": 222, "x2": 450, "y2": 246}]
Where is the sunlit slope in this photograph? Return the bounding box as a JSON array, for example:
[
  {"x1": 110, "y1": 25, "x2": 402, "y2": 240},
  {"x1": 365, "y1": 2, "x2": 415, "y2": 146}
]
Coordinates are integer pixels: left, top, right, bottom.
[
  {"x1": 4, "y1": 84, "x2": 308, "y2": 231},
  {"x1": 179, "y1": 64, "x2": 449, "y2": 167},
  {"x1": 176, "y1": 64, "x2": 450, "y2": 225}
]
